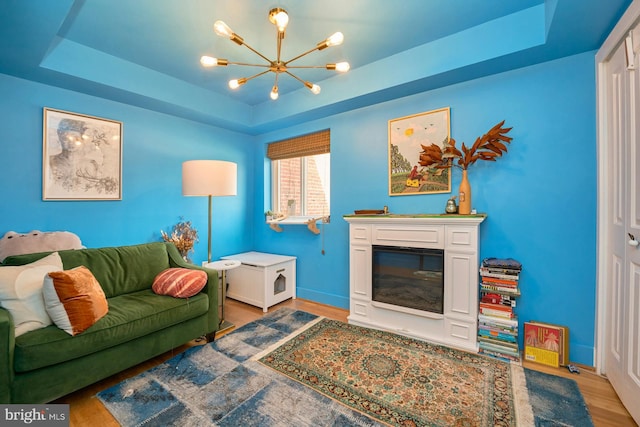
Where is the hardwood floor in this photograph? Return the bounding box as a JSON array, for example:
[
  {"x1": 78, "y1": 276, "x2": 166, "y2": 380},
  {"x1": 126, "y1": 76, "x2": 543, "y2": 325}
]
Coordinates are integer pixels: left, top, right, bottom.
[{"x1": 57, "y1": 298, "x2": 636, "y2": 426}]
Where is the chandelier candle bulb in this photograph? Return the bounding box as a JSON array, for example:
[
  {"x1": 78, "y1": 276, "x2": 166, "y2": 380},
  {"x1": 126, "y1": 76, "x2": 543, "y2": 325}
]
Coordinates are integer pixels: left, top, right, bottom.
[
  {"x1": 270, "y1": 86, "x2": 279, "y2": 100},
  {"x1": 229, "y1": 78, "x2": 247, "y2": 89},
  {"x1": 269, "y1": 8, "x2": 289, "y2": 32},
  {"x1": 326, "y1": 32, "x2": 344, "y2": 47},
  {"x1": 303, "y1": 82, "x2": 321, "y2": 94},
  {"x1": 213, "y1": 21, "x2": 234, "y2": 39},
  {"x1": 200, "y1": 56, "x2": 226, "y2": 67},
  {"x1": 328, "y1": 62, "x2": 350, "y2": 72}
]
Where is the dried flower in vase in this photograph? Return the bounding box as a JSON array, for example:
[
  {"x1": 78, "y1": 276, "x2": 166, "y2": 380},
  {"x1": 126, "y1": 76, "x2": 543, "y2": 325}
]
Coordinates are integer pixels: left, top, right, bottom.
[
  {"x1": 419, "y1": 120, "x2": 513, "y2": 170},
  {"x1": 161, "y1": 218, "x2": 198, "y2": 262}
]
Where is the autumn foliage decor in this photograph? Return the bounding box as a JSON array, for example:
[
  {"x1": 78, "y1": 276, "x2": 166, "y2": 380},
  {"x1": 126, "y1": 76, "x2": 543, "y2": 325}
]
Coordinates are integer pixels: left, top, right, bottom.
[
  {"x1": 160, "y1": 218, "x2": 199, "y2": 262},
  {"x1": 419, "y1": 120, "x2": 513, "y2": 214}
]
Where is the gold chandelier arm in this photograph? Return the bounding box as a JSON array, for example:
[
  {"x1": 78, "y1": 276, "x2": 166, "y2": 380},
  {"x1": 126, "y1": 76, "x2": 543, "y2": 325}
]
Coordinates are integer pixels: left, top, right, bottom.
[
  {"x1": 226, "y1": 61, "x2": 271, "y2": 68},
  {"x1": 285, "y1": 32, "x2": 344, "y2": 65},
  {"x1": 237, "y1": 39, "x2": 273, "y2": 64},
  {"x1": 284, "y1": 70, "x2": 306, "y2": 85},
  {"x1": 288, "y1": 62, "x2": 350, "y2": 72},
  {"x1": 284, "y1": 46, "x2": 320, "y2": 66},
  {"x1": 276, "y1": 30, "x2": 285, "y2": 64},
  {"x1": 239, "y1": 69, "x2": 271, "y2": 83},
  {"x1": 284, "y1": 71, "x2": 321, "y2": 94},
  {"x1": 286, "y1": 65, "x2": 327, "y2": 69}
]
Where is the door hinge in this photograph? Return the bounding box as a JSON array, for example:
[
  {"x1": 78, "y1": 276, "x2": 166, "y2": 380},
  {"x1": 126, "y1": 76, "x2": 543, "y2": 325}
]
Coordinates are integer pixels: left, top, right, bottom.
[{"x1": 626, "y1": 31, "x2": 635, "y2": 70}]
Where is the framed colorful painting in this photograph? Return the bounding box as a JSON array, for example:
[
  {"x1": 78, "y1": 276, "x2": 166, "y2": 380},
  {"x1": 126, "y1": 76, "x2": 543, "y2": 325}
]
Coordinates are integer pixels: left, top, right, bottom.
[
  {"x1": 388, "y1": 107, "x2": 451, "y2": 195},
  {"x1": 42, "y1": 108, "x2": 123, "y2": 200}
]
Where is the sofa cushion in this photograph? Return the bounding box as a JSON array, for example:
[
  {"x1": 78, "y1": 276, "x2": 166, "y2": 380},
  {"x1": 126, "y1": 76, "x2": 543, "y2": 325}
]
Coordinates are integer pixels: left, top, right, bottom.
[
  {"x1": 152, "y1": 268, "x2": 207, "y2": 298},
  {"x1": 2, "y1": 242, "x2": 171, "y2": 298},
  {"x1": 43, "y1": 266, "x2": 109, "y2": 335},
  {"x1": 0, "y1": 252, "x2": 63, "y2": 337},
  {"x1": 57, "y1": 243, "x2": 171, "y2": 298},
  {"x1": 13, "y1": 289, "x2": 208, "y2": 372}
]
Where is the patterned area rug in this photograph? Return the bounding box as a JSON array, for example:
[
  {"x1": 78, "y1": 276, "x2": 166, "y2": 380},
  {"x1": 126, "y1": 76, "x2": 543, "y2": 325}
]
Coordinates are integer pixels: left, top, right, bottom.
[
  {"x1": 260, "y1": 318, "x2": 516, "y2": 426},
  {"x1": 97, "y1": 308, "x2": 593, "y2": 427}
]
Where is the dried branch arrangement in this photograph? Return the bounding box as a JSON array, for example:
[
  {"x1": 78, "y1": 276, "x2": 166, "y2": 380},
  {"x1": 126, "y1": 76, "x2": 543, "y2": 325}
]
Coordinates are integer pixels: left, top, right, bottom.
[
  {"x1": 419, "y1": 120, "x2": 513, "y2": 170},
  {"x1": 161, "y1": 218, "x2": 198, "y2": 261}
]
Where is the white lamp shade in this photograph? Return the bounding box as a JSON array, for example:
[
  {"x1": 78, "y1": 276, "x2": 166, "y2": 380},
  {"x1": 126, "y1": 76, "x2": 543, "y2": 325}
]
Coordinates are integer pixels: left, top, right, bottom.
[{"x1": 182, "y1": 160, "x2": 237, "y2": 196}]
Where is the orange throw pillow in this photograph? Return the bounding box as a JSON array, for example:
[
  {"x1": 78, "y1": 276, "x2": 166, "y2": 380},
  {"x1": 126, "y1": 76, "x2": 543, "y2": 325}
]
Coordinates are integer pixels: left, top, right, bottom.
[
  {"x1": 152, "y1": 268, "x2": 207, "y2": 298},
  {"x1": 43, "y1": 266, "x2": 108, "y2": 336}
]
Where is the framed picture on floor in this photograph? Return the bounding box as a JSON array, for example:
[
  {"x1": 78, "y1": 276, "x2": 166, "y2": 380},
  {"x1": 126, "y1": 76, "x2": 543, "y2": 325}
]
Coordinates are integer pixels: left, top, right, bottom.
[
  {"x1": 42, "y1": 108, "x2": 123, "y2": 200},
  {"x1": 388, "y1": 107, "x2": 451, "y2": 195}
]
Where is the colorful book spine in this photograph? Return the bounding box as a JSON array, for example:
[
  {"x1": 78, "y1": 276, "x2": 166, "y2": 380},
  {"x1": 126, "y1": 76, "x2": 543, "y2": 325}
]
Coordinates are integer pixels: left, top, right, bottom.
[
  {"x1": 478, "y1": 328, "x2": 517, "y2": 343},
  {"x1": 481, "y1": 258, "x2": 522, "y2": 270},
  {"x1": 478, "y1": 325, "x2": 518, "y2": 336},
  {"x1": 479, "y1": 303, "x2": 514, "y2": 319},
  {"x1": 478, "y1": 347, "x2": 521, "y2": 363},
  {"x1": 478, "y1": 340, "x2": 520, "y2": 357},
  {"x1": 478, "y1": 313, "x2": 518, "y2": 327},
  {"x1": 480, "y1": 283, "x2": 521, "y2": 295},
  {"x1": 480, "y1": 267, "x2": 520, "y2": 280},
  {"x1": 481, "y1": 276, "x2": 518, "y2": 286},
  {"x1": 480, "y1": 292, "x2": 516, "y2": 307}
]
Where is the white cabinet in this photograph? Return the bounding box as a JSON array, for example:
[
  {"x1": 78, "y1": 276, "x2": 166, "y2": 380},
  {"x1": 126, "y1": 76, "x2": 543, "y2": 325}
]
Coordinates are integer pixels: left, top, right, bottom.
[
  {"x1": 222, "y1": 252, "x2": 296, "y2": 312},
  {"x1": 344, "y1": 215, "x2": 485, "y2": 352}
]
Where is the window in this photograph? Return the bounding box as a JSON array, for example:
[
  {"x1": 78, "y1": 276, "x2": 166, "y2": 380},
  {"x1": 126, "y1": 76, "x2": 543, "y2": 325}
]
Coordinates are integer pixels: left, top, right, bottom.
[{"x1": 267, "y1": 130, "x2": 330, "y2": 218}]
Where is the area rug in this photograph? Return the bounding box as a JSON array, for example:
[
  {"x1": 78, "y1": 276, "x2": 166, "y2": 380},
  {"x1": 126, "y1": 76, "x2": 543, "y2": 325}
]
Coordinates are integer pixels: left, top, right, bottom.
[
  {"x1": 259, "y1": 318, "x2": 594, "y2": 427},
  {"x1": 97, "y1": 308, "x2": 593, "y2": 427}
]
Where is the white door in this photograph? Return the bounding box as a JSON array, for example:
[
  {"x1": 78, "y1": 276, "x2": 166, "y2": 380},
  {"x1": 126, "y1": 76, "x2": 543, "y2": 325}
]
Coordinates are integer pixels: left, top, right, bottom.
[{"x1": 598, "y1": 15, "x2": 640, "y2": 424}]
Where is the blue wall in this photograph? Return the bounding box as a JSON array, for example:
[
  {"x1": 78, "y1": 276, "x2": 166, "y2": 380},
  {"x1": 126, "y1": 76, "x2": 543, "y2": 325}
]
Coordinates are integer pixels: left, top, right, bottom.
[
  {"x1": 255, "y1": 51, "x2": 597, "y2": 365},
  {"x1": 0, "y1": 50, "x2": 597, "y2": 365},
  {"x1": 0, "y1": 73, "x2": 255, "y2": 262}
]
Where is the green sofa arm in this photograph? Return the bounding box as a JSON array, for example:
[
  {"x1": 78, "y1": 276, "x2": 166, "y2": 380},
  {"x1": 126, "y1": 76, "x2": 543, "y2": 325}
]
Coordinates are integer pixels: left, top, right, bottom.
[
  {"x1": 0, "y1": 307, "x2": 15, "y2": 403},
  {"x1": 164, "y1": 243, "x2": 219, "y2": 337}
]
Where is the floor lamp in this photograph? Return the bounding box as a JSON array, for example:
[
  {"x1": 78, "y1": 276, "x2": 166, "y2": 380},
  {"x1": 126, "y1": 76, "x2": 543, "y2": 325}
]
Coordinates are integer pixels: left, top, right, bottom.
[
  {"x1": 182, "y1": 160, "x2": 237, "y2": 263},
  {"x1": 183, "y1": 160, "x2": 237, "y2": 333}
]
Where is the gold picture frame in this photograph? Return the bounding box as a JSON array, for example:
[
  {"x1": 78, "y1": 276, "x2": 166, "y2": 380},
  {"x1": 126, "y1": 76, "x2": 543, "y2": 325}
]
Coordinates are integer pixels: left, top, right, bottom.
[
  {"x1": 388, "y1": 107, "x2": 451, "y2": 195},
  {"x1": 43, "y1": 108, "x2": 123, "y2": 200}
]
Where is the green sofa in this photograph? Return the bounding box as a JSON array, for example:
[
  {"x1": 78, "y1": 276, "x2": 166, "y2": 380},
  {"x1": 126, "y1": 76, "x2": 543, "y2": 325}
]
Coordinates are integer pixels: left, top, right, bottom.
[{"x1": 0, "y1": 242, "x2": 218, "y2": 403}]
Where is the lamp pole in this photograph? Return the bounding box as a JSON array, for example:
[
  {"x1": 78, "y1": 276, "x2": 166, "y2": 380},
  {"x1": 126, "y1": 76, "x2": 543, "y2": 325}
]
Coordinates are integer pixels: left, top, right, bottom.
[{"x1": 208, "y1": 194, "x2": 212, "y2": 263}]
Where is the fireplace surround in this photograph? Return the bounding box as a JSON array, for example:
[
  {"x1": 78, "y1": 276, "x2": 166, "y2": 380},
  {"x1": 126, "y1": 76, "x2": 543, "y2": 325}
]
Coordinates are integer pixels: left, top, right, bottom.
[{"x1": 344, "y1": 214, "x2": 486, "y2": 351}]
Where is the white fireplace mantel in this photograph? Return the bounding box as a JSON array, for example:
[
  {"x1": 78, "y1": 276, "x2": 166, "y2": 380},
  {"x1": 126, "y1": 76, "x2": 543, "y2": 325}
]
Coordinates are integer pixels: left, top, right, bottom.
[{"x1": 343, "y1": 214, "x2": 486, "y2": 352}]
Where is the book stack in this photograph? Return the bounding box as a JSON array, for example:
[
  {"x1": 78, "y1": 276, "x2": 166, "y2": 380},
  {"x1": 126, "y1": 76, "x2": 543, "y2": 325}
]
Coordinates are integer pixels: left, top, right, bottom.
[
  {"x1": 524, "y1": 321, "x2": 569, "y2": 367},
  {"x1": 478, "y1": 258, "x2": 522, "y2": 362}
]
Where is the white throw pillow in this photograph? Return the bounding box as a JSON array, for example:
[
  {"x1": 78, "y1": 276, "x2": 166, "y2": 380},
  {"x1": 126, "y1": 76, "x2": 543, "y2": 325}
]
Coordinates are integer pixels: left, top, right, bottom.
[{"x1": 0, "y1": 252, "x2": 63, "y2": 336}]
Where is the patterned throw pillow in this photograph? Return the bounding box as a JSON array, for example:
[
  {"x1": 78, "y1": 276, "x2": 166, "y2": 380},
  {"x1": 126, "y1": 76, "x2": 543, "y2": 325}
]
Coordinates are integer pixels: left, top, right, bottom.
[
  {"x1": 0, "y1": 252, "x2": 63, "y2": 336},
  {"x1": 43, "y1": 266, "x2": 109, "y2": 336},
  {"x1": 152, "y1": 268, "x2": 207, "y2": 298}
]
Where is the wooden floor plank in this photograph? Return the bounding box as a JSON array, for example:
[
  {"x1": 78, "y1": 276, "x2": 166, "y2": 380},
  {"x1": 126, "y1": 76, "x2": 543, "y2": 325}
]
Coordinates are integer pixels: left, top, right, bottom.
[{"x1": 55, "y1": 298, "x2": 636, "y2": 426}]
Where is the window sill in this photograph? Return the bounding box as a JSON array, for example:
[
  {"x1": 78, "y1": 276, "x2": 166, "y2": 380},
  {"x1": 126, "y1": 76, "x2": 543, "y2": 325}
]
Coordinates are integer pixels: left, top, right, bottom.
[
  {"x1": 266, "y1": 215, "x2": 330, "y2": 234},
  {"x1": 267, "y1": 216, "x2": 315, "y2": 225}
]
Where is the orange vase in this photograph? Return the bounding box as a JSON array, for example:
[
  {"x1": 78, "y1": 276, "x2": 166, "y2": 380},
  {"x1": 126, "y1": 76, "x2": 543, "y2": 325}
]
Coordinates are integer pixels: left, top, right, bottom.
[{"x1": 458, "y1": 169, "x2": 471, "y2": 214}]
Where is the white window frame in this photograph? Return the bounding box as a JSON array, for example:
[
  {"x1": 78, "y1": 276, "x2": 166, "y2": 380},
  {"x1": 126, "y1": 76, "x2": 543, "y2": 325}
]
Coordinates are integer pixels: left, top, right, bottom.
[{"x1": 270, "y1": 153, "x2": 330, "y2": 222}]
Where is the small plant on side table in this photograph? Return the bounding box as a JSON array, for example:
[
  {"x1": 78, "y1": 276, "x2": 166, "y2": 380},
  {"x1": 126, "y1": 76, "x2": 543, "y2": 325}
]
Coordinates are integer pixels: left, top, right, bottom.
[{"x1": 161, "y1": 218, "x2": 198, "y2": 262}]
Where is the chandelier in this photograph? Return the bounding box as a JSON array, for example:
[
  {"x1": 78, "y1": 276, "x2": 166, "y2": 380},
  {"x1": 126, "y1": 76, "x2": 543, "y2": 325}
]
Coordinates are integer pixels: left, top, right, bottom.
[{"x1": 200, "y1": 8, "x2": 350, "y2": 100}]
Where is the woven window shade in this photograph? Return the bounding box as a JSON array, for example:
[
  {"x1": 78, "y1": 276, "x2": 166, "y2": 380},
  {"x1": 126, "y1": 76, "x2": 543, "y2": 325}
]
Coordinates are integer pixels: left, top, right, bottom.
[{"x1": 267, "y1": 129, "x2": 330, "y2": 160}]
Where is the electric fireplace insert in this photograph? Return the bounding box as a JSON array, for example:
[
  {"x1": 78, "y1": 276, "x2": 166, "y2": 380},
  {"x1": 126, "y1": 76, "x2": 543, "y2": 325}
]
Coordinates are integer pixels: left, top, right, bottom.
[{"x1": 372, "y1": 245, "x2": 444, "y2": 314}]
